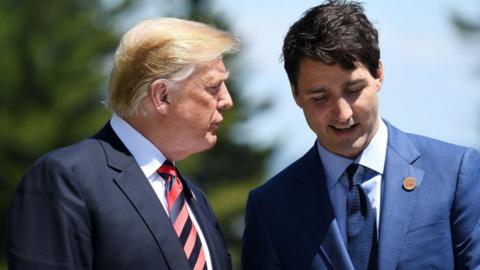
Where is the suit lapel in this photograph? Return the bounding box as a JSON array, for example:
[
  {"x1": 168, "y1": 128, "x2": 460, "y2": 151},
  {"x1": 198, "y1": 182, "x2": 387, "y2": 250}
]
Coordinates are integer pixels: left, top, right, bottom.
[
  {"x1": 378, "y1": 122, "x2": 424, "y2": 270},
  {"x1": 180, "y1": 174, "x2": 228, "y2": 270},
  {"x1": 96, "y1": 123, "x2": 191, "y2": 270},
  {"x1": 290, "y1": 145, "x2": 354, "y2": 270},
  {"x1": 187, "y1": 190, "x2": 227, "y2": 270}
]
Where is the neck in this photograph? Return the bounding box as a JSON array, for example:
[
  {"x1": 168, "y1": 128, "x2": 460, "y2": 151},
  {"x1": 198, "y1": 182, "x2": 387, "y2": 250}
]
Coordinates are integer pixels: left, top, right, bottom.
[{"x1": 123, "y1": 114, "x2": 192, "y2": 162}]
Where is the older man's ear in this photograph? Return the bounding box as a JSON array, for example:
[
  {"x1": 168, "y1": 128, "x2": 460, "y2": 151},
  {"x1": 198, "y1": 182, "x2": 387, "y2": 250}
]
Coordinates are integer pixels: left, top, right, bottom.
[{"x1": 147, "y1": 79, "x2": 171, "y2": 115}]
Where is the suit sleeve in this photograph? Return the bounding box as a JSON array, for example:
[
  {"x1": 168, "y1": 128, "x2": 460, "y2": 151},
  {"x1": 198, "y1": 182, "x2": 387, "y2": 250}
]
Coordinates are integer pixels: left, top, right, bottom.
[
  {"x1": 241, "y1": 191, "x2": 281, "y2": 270},
  {"x1": 451, "y1": 148, "x2": 480, "y2": 269},
  {"x1": 5, "y1": 156, "x2": 93, "y2": 270}
]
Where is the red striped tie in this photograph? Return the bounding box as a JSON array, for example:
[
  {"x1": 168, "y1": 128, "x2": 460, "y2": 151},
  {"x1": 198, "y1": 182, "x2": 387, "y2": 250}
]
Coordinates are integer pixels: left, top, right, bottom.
[{"x1": 158, "y1": 160, "x2": 207, "y2": 270}]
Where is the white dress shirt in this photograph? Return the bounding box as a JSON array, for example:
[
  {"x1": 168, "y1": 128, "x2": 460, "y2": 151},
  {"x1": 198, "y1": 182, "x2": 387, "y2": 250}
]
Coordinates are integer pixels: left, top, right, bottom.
[
  {"x1": 110, "y1": 114, "x2": 213, "y2": 270},
  {"x1": 317, "y1": 119, "x2": 388, "y2": 243}
]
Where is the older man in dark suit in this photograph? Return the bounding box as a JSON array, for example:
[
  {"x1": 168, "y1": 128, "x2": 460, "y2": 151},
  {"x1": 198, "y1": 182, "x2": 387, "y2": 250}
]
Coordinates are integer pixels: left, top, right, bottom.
[{"x1": 6, "y1": 17, "x2": 238, "y2": 270}]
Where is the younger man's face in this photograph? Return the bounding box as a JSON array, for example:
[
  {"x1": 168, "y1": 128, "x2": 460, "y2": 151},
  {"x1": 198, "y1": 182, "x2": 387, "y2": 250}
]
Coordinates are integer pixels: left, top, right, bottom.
[{"x1": 293, "y1": 58, "x2": 383, "y2": 158}]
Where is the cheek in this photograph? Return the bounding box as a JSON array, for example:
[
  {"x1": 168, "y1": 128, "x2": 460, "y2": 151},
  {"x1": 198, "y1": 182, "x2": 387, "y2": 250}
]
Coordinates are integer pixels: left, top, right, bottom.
[
  {"x1": 184, "y1": 98, "x2": 217, "y2": 124},
  {"x1": 366, "y1": 95, "x2": 379, "y2": 117},
  {"x1": 354, "y1": 93, "x2": 378, "y2": 118},
  {"x1": 304, "y1": 105, "x2": 329, "y2": 127}
]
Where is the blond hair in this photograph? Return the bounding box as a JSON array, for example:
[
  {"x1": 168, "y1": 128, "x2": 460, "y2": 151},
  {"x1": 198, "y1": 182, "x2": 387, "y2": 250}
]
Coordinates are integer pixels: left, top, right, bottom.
[{"x1": 106, "y1": 18, "x2": 239, "y2": 116}]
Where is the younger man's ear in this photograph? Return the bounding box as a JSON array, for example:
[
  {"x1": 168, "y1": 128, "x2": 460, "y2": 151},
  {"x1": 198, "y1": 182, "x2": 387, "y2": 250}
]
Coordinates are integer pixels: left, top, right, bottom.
[
  {"x1": 376, "y1": 60, "x2": 384, "y2": 87},
  {"x1": 149, "y1": 79, "x2": 170, "y2": 115},
  {"x1": 375, "y1": 60, "x2": 383, "y2": 91}
]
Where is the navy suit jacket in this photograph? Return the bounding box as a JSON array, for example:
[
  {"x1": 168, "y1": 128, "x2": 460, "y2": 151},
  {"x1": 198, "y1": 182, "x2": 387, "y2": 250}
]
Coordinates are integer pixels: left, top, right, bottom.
[
  {"x1": 5, "y1": 123, "x2": 232, "y2": 270},
  {"x1": 241, "y1": 122, "x2": 480, "y2": 269}
]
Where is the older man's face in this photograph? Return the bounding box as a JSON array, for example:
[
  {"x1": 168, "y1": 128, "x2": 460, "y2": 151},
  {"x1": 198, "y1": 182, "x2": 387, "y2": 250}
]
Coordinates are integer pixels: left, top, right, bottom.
[{"x1": 167, "y1": 58, "x2": 233, "y2": 156}]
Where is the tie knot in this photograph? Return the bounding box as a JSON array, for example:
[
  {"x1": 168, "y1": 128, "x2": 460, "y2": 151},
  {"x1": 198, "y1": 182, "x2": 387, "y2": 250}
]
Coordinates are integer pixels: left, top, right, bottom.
[
  {"x1": 158, "y1": 160, "x2": 177, "y2": 181},
  {"x1": 346, "y1": 163, "x2": 366, "y2": 186}
]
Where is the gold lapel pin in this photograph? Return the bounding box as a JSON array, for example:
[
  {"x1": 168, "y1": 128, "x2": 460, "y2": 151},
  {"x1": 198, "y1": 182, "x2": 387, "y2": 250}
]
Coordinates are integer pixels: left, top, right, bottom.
[{"x1": 402, "y1": 177, "x2": 416, "y2": 191}]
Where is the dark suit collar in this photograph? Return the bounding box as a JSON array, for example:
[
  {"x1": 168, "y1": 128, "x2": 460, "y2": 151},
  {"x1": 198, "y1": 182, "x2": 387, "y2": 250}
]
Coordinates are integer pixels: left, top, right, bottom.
[
  {"x1": 94, "y1": 122, "x2": 192, "y2": 270},
  {"x1": 94, "y1": 121, "x2": 134, "y2": 171},
  {"x1": 378, "y1": 121, "x2": 424, "y2": 270},
  {"x1": 290, "y1": 144, "x2": 354, "y2": 270},
  {"x1": 179, "y1": 172, "x2": 231, "y2": 270},
  {"x1": 187, "y1": 189, "x2": 230, "y2": 270}
]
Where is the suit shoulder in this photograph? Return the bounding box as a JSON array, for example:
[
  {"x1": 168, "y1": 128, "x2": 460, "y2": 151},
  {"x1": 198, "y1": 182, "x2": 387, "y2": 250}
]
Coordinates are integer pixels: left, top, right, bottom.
[
  {"x1": 43, "y1": 137, "x2": 104, "y2": 164},
  {"x1": 399, "y1": 132, "x2": 480, "y2": 176},
  {"x1": 406, "y1": 132, "x2": 474, "y2": 157},
  {"x1": 19, "y1": 137, "x2": 106, "y2": 190}
]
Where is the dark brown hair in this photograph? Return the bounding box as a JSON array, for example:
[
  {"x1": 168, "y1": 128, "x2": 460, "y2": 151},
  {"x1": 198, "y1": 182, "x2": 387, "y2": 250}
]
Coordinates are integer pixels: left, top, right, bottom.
[{"x1": 282, "y1": 0, "x2": 380, "y2": 93}]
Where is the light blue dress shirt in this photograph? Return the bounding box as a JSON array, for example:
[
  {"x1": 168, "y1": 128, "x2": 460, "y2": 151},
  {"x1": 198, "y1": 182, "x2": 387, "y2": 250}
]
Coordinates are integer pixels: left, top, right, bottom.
[{"x1": 317, "y1": 119, "x2": 388, "y2": 244}]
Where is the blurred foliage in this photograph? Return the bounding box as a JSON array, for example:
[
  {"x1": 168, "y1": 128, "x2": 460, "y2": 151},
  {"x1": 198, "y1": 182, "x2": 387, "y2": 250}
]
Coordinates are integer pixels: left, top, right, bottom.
[
  {"x1": 452, "y1": 8, "x2": 480, "y2": 34},
  {"x1": 452, "y1": 3, "x2": 480, "y2": 146},
  {"x1": 0, "y1": 0, "x2": 132, "y2": 264},
  {"x1": 452, "y1": 4, "x2": 480, "y2": 76},
  {"x1": 0, "y1": 0, "x2": 272, "y2": 268}
]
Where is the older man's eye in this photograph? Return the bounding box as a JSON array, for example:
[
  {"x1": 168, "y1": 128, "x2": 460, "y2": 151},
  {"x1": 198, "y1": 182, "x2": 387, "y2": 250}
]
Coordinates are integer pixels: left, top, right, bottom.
[
  {"x1": 207, "y1": 84, "x2": 222, "y2": 94},
  {"x1": 207, "y1": 86, "x2": 218, "y2": 93}
]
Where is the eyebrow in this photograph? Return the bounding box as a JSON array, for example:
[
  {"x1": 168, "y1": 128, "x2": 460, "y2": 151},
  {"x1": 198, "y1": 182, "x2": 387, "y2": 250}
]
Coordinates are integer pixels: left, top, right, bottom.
[
  {"x1": 205, "y1": 71, "x2": 230, "y2": 85},
  {"x1": 305, "y1": 86, "x2": 328, "y2": 95},
  {"x1": 304, "y1": 79, "x2": 368, "y2": 94},
  {"x1": 342, "y1": 79, "x2": 367, "y2": 88},
  {"x1": 219, "y1": 71, "x2": 230, "y2": 81}
]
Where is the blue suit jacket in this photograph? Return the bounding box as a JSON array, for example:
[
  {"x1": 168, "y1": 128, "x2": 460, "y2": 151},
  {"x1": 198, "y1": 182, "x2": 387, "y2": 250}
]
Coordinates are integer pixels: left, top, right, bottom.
[
  {"x1": 241, "y1": 122, "x2": 480, "y2": 269},
  {"x1": 5, "y1": 123, "x2": 232, "y2": 270}
]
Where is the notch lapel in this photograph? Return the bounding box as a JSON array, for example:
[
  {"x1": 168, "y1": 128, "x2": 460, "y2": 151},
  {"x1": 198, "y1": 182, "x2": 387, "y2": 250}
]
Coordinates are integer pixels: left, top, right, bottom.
[
  {"x1": 187, "y1": 190, "x2": 229, "y2": 270},
  {"x1": 378, "y1": 123, "x2": 424, "y2": 270},
  {"x1": 290, "y1": 145, "x2": 354, "y2": 270},
  {"x1": 96, "y1": 123, "x2": 191, "y2": 270},
  {"x1": 179, "y1": 172, "x2": 230, "y2": 270}
]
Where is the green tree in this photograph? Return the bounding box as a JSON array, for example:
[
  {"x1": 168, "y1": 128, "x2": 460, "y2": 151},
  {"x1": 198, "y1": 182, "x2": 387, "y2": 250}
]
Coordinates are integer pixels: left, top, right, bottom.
[{"x1": 0, "y1": 0, "x2": 134, "y2": 265}]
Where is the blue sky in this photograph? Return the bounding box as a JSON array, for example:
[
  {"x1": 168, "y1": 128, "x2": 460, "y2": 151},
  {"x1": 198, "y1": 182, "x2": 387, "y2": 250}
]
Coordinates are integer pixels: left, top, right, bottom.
[{"x1": 131, "y1": 0, "x2": 480, "y2": 174}]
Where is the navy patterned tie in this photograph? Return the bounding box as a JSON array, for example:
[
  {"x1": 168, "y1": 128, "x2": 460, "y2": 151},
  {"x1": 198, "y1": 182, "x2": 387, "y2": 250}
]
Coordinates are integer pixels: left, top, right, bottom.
[{"x1": 346, "y1": 163, "x2": 378, "y2": 270}]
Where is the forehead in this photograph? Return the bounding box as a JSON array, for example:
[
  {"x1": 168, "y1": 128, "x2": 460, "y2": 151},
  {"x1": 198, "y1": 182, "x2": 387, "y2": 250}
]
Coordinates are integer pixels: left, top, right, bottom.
[
  {"x1": 297, "y1": 58, "x2": 372, "y2": 90},
  {"x1": 197, "y1": 59, "x2": 229, "y2": 83}
]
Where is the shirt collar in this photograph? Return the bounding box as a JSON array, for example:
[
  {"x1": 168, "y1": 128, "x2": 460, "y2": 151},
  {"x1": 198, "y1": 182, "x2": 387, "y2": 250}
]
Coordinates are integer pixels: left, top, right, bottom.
[
  {"x1": 356, "y1": 119, "x2": 388, "y2": 176},
  {"x1": 317, "y1": 142, "x2": 352, "y2": 189},
  {"x1": 317, "y1": 118, "x2": 388, "y2": 189},
  {"x1": 110, "y1": 114, "x2": 168, "y2": 179}
]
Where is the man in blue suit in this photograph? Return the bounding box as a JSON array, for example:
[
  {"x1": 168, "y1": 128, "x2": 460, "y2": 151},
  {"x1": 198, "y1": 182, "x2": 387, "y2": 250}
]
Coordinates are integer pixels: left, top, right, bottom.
[
  {"x1": 6, "y1": 18, "x2": 238, "y2": 269},
  {"x1": 241, "y1": 1, "x2": 480, "y2": 269}
]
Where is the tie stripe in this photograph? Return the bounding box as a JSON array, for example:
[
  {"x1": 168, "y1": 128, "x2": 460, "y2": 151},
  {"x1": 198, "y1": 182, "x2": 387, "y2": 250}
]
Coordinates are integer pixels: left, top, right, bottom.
[
  {"x1": 158, "y1": 160, "x2": 207, "y2": 270},
  {"x1": 184, "y1": 224, "x2": 197, "y2": 257},
  {"x1": 174, "y1": 204, "x2": 190, "y2": 236},
  {"x1": 193, "y1": 247, "x2": 206, "y2": 270},
  {"x1": 189, "y1": 237, "x2": 204, "y2": 267},
  {"x1": 169, "y1": 194, "x2": 185, "y2": 223},
  {"x1": 166, "y1": 179, "x2": 182, "y2": 208}
]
